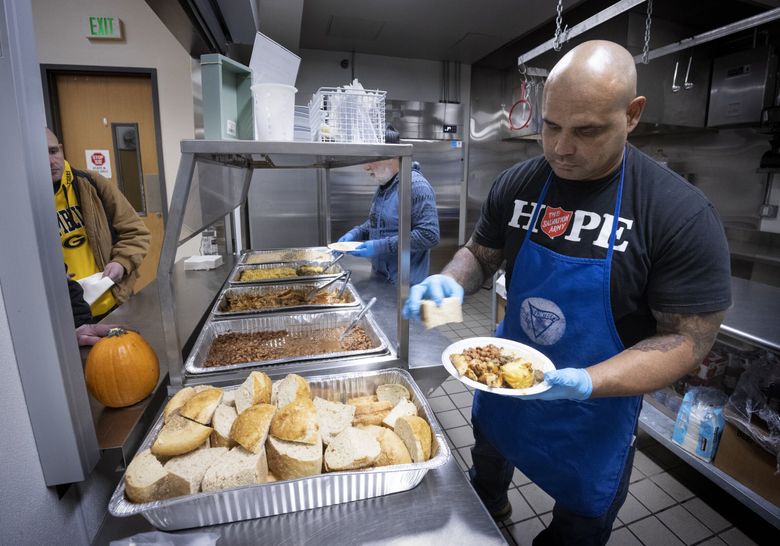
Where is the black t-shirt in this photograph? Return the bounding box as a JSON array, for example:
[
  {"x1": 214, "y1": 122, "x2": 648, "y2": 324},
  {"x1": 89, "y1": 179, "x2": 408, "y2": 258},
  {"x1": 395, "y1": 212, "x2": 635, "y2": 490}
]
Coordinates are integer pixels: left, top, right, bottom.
[{"x1": 474, "y1": 145, "x2": 732, "y2": 347}]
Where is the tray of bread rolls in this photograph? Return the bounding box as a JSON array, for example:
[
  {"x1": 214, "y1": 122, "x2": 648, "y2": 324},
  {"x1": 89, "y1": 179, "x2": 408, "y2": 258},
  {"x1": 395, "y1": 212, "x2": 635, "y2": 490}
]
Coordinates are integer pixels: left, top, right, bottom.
[
  {"x1": 239, "y1": 247, "x2": 334, "y2": 265},
  {"x1": 185, "y1": 309, "x2": 389, "y2": 375},
  {"x1": 108, "y1": 368, "x2": 450, "y2": 530},
  {"x1": 210, "y1": 281, "x2": 362, "y2": 319}
]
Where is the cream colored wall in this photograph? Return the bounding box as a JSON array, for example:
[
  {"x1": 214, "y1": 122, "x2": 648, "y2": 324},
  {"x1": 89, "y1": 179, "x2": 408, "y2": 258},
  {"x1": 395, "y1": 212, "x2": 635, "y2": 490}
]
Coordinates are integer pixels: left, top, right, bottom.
[{"x1": 31, "y1": 0, "x2": 195, "y2": 209}]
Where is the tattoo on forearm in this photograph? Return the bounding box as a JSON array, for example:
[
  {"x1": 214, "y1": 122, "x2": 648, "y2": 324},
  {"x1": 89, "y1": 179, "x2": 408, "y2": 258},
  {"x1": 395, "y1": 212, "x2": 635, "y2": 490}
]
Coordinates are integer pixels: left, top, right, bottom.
[
  {"x1": 442, "y1": 237, "x2": 504, "y2": 295},
  {"x1": 629, "y1": 310, "x2": 725, "y2": 361}
]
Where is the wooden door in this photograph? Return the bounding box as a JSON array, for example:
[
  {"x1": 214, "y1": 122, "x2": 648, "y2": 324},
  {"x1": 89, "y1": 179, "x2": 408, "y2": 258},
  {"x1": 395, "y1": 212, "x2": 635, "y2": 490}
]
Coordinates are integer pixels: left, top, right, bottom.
[{"x1": 54, "y1": 73, "x2": 164, "y2": 293}]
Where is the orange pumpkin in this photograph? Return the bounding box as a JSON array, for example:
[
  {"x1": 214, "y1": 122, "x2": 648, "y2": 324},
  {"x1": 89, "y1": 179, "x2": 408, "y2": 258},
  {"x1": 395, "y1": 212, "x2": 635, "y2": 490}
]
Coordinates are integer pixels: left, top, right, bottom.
[{"x1": 85, "y1": 328, "x2": 160, "y2": 408}]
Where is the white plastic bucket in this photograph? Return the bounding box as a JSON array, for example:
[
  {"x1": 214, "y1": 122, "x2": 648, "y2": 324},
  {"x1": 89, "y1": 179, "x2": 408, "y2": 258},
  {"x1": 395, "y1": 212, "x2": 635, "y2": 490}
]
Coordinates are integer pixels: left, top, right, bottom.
[{"x1": 251, "y1": 83, "x2": 297, "y2": 141}]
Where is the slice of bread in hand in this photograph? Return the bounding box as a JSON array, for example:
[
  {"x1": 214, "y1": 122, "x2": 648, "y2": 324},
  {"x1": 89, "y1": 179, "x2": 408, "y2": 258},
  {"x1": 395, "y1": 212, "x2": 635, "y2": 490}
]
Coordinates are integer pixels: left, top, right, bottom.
[
  {"x1": 270, "y1": 397, "x2": 319, "y2": 445},
  {"x1": 313, "y1": 397, "x2": 356, "y2": 446},
  {"x1": 349, "y1": 399, "x2": 393, "y2": 427},
  {"x1": 266, "y1": 434, "x2": 323, "y2": 480},
  {"x1": 163, "y1": 447, "x2": 228, "y2": 494},
  {"x1": 324, "y1": 427, "x2": 381, "y2": 471},
  {"x1": 210, "y1": 404, "x2": 238, "y2": 448},
  {"x1": 420, "y1": 297, "x2": 463, "y2": 329},
  {"x1": 201, "y1": 446, "x2": 268, "y2": 492},
  {"x1": 381, "y1": 398, "x2": 418, "y2": 428},
  {"x1": 151, "y1": 414, "x2": 212, "y2": 457},
  {"x1": 235, "y1": 371, "x2": 272, "y2": 414},
  {"x1": 376, "y1": 384, "x2": 410, "y2": 406},
  {"x1": 163, "y1": 387, "x2": 196, "y2": 422},
  {"x1": 124, "y1": 449, "x2": 189, "y2": 503},
  {"x1": 179, "y1": 388, "x2": 223, "y2": 425},
  {"x1": 272, "y1": 374, "x2": 311, "y2": 409},
  {"x1": 230, "y1": 403, "x2": 275, "y2": 453},
  {"x1": 394, "y1": 415, "x2": 432, "y2": 463},
  {"x1": 357, "y1": 425, "x2": 412, "y2": 467}
]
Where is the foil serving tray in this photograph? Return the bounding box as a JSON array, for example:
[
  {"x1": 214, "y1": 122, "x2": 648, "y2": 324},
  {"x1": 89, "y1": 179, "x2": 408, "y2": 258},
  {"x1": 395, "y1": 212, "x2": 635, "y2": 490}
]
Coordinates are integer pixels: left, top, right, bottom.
[
  {"x1": 211, "y1": 281, "x2": 362, "y2": 319},
  {"x1": 240, "y1": 247, "x2": 334, "y2": 265},
  {"x1": 185, "y1": 309, "x2": 388, "y2": 375},
  {"x1": 108, "y1": 368, "x2": 450, "y2": 530},
  {"x1": 229, "y1": 261, "x2": 345, "y2": 285}
]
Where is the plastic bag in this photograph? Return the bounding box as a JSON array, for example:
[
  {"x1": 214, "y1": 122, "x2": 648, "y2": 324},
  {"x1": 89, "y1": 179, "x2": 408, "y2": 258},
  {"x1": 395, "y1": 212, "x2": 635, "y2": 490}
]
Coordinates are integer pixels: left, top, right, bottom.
[
  {"x1": 672, "y1": 387, "x2": 728, "y2": 462},
  {"x1": 110, "y1": 530, "x2": 220, "y2": 546},
  {"x1": 724, "y1": 352, "x2": 780, "y2": 463}
]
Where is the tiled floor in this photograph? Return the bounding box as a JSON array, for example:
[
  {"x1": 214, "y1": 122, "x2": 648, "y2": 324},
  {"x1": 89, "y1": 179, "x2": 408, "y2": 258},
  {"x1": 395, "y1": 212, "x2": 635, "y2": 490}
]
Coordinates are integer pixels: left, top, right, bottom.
[{"x1": 426, "y1": 288, "x2": 776, "y2": 546}]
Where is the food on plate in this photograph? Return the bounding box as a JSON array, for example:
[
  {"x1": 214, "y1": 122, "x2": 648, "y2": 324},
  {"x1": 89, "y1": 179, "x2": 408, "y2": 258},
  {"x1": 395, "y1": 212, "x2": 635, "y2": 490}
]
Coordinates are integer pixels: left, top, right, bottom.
[
  {"x1": 203, "y1": 327, "x2": 377, "y2": 368},
  {"x1": 449, "y1": 344, "x2": 544, "y2": 390},
  {"x1": 124, "y1": 374, "x2": 437, "y2": 503},
  {"x1": 502, "y1": 358, "x2": 544, "y2": 389},
  {"x1": 420, "y1": 297, "x2": 464, "y2": 329},
  {"x1": 223, "y1": 287, "x2": 352, "y2": 312}
]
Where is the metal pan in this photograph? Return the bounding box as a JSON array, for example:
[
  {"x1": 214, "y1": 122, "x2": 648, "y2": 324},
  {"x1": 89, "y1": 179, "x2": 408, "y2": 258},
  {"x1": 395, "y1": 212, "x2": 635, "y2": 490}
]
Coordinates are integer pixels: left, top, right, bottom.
[
  {"x1": 240, "y1": 247, "x2": 334, "y2": 265},
  {"x1": 229, "y1": 261, "x2": 345, "y2": 285},
  {"x1": 211, "y1": 282, "x2": 362, "y2": 319},
  {"x1": 185, "y1": 309, "x2": 388, "y2": 375},
  {"x1": 108, "y1": 368, "x2": 450, "y2": 530}
]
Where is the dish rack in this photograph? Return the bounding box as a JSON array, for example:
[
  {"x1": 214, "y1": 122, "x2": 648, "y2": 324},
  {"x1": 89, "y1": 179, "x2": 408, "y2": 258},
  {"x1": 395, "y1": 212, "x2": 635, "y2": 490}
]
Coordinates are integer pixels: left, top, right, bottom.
[{"x1": 308, "y1": 87, "x2": 386, "y2": 144}]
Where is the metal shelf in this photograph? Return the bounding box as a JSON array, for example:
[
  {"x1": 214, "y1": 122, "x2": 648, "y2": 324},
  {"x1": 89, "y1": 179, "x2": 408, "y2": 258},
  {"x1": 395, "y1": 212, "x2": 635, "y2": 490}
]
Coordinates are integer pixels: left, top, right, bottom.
[
  {"x1": 639, "y1": 402, "x2": 780, "y2": 529},
  {"x1": 156, "y1": 140, "x2": 417, "y2": 387}
]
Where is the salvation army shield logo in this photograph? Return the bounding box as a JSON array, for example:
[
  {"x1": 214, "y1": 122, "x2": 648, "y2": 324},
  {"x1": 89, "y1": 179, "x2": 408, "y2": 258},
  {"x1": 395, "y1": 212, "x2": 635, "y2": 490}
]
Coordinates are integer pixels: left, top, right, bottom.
[
  {"x1": 540, "y1": 206, "x2": 572, "y2": 239},
  {"x1": 520, "y1": 297, "x2": 566, "y2": 346}
]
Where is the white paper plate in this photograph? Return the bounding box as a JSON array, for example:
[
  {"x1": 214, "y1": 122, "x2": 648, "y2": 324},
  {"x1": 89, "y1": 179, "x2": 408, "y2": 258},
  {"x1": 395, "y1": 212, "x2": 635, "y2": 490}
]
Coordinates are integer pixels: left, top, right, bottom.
[
  {"x1": 328, "y1": 241, "x2": 363, "y2": 252},
  {"x1": 441, "y1": 337, "x2": 555, "y2": 396}
]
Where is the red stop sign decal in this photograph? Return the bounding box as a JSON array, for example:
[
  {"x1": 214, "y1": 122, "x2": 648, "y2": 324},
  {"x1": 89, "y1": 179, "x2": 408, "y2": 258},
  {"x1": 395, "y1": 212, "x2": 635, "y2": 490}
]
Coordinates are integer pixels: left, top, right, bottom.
[{"x1": 91, "y1": 152, "x2": 105, "y2": 166}]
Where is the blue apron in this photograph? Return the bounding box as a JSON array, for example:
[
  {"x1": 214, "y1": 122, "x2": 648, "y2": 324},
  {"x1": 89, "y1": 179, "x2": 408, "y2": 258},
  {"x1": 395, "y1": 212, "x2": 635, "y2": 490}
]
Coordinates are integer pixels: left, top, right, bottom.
[{"x1": 472, "y1": 151, "x2": 642, "y2": 517}]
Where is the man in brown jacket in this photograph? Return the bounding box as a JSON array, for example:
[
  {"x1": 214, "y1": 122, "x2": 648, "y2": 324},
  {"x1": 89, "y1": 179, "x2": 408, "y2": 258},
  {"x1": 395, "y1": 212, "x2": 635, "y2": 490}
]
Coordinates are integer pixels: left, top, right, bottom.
[{"x1": 48, "y1": 128, "x2": 151, "y2": 318}]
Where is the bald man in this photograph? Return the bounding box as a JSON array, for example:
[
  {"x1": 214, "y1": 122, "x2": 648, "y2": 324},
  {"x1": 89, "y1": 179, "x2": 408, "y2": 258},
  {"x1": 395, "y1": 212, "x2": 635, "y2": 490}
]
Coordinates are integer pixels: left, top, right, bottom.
[
  {"x1": 404, "y1": 41, "x2": 731, "y2": 544},
  {"x1": 48, "y1": 129, "x2": 150, "y2": 319}
]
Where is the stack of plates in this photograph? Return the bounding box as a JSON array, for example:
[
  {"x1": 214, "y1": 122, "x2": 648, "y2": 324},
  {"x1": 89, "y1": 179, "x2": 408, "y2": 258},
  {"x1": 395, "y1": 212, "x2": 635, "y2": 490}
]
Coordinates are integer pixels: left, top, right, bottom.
[{"x1": 294, "y1": 105, "x2": 311, "y2": 142}]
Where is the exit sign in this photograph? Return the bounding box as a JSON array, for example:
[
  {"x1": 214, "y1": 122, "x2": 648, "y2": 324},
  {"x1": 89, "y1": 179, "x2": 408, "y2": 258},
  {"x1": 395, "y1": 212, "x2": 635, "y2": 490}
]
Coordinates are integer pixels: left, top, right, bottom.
[{"x1": 87, "y1": 16, "x2": 122, "y2": 40}]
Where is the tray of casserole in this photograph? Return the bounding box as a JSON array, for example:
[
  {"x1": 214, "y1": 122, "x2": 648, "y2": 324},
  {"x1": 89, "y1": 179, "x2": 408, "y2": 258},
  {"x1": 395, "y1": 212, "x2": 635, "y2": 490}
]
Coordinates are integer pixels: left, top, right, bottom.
[
  {"x1": 108, "y1": 368, "x2": 450, "y2": 530},
  {"x1": 210, "y1": 281, "x2": 362, "y2": 319},
  {"x1": 229, "y1": 261, "x2": 345, "y2": 285},
  {"x1": 239, "y1": 247, "x2": 334, "y2": 265}
]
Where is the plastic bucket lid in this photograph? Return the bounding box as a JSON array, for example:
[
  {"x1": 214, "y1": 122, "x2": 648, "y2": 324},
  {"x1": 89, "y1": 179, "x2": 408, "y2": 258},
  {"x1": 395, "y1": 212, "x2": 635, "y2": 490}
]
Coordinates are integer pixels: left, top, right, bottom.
[{"x1": 250, "y1": 83, "x2": 297, "y2": 141}]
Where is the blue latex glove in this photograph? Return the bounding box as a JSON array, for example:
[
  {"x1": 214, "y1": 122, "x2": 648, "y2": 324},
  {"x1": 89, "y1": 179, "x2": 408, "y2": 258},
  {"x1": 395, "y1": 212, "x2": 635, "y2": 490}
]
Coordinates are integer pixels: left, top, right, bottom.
[
  {"x1": 338, "y1": 230, "x2": 359, "y2": 243},
  {"x1": 522, "y1": 368, "x2": 593, "y2": 401},
  {"x1": 402, "y1": 274, "x2": 464, "y2": 320},
  {"x1": 348, "y1": 240, "x2": 380, "y2": 258}
]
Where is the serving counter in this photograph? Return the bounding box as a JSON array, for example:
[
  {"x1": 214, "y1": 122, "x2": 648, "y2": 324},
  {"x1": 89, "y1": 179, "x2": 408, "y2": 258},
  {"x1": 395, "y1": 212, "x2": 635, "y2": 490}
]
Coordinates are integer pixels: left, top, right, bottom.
[{"x1": 89, "y1": 254, "x2": 502, "y2": 542}]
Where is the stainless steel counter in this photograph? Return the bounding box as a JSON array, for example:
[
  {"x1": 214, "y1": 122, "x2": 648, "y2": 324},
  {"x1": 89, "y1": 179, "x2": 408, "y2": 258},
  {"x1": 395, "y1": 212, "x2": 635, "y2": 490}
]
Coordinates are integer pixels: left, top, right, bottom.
[{"x1": 721, "y1": 276, "x2": 780, "y2": 351}]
